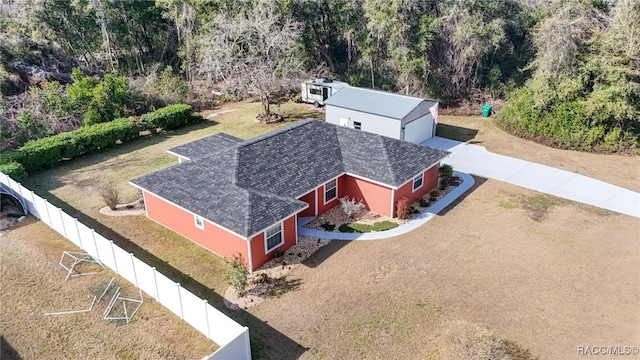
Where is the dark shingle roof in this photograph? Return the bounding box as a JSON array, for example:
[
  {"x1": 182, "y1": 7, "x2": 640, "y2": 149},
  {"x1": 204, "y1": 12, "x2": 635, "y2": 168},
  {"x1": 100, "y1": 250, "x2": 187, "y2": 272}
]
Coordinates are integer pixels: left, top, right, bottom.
[
  {"x1": 131, "y1": 120, "x2": 449, "y2": 238},
  {"x1": 168, "y1": 133, "x2": 242, "y2": 160}
]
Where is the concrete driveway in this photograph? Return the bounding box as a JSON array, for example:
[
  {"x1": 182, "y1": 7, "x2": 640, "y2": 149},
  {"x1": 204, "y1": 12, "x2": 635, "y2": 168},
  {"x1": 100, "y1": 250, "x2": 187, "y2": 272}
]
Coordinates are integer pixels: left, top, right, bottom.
[{"x1": 422, "y1": 136, "x2": 640, "y2": 218}]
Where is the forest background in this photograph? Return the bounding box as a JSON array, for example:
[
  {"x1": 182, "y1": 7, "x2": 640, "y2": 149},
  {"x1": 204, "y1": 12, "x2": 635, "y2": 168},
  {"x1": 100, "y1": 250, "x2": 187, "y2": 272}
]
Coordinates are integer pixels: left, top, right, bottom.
[{"x1": 1, "y1": 0, "x2": 638, "y2": 153}]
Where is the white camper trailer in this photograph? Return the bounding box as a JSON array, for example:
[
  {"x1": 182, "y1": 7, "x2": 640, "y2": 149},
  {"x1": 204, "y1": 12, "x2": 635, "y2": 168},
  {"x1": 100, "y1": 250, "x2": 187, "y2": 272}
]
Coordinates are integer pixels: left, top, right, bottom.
[{"x1": 300, "y1": 79, "x2": 349, "y2": 107}]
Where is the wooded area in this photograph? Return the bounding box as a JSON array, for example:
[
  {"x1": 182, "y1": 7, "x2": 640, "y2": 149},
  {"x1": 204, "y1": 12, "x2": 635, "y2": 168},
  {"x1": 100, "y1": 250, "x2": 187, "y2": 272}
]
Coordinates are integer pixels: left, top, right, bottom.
[{"x1": 0, "y1": 0, "x2": 638, "y2": 153}]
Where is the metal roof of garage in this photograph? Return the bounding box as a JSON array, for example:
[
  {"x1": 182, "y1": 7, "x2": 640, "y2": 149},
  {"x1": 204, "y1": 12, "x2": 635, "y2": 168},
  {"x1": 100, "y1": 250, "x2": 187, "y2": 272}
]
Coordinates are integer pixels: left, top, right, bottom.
[{"x1": 324, "y1": 87, "x2": 437, "y2": 120}]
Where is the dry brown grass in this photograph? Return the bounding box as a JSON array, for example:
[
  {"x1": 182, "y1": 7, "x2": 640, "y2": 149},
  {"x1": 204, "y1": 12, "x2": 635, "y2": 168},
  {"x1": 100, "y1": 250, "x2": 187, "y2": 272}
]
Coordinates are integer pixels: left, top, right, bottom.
[
  {"x1": 0, "y1": 218, "x2": 218, "y2": 359},
  {"x1": 249, "y1": 180, "x2": 639, "y2": 359},
  {"x1": 12, "y1": 100, "x2": 639, "y2": 359}
]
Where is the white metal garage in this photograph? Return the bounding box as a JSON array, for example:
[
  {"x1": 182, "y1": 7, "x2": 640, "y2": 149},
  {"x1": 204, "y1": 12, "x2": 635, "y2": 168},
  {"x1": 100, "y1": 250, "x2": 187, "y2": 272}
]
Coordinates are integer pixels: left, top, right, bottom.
[{"x1": 324, "y1": 87, "x2": 438, "y2": 144}]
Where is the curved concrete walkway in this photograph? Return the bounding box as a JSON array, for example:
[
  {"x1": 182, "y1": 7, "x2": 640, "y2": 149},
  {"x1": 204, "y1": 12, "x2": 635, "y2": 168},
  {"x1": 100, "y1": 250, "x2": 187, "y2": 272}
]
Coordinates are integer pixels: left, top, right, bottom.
[
  {"x1": 422, "y1": 136, "x2": 640, "y2": 218},
  {"x1": 297, "y1": 171, "x2": 475, "y2": 240}
]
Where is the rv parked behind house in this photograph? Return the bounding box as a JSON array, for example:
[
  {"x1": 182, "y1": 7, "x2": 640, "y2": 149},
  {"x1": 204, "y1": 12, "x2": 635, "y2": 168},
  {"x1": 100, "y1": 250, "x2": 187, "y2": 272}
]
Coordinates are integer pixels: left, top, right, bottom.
[{"x1": 300, "y1": 79, "x2": 349, "y2": 108}]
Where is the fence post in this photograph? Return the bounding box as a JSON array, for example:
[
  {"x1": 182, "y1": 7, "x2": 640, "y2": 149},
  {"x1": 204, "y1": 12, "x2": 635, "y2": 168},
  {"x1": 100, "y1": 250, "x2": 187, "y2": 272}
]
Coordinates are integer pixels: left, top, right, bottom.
[
  {"x1": 243, "y1": 327, "x2": 251, "y2": 360},
  {"x1": 73, "y1": 219, "x2": 84, "y2": 250},
  {"x1": 42, "y1": 199, "x2": 53, "y2": 226},
  {"x1": 91, "y1": 229, "x2": 101, "y2": 260},
  {"x1": 204, "y1": 300, "x2": 211, "y2": 339},
  {"x1": 130, "y1": 253, "x2": 138, "y2": 287},
  {"x1": 110, "y1": 241, "x2": 119, "y2": 273},
  {"x1": 28, "y1": 191, "x2": 37, "y2": 218},
  {"x1": 152, "y1": 268, "x2": 159, "y2": 301},
  {"x1": 58, "y1": 208, "x2": 68, "y2": 239},
  {"x1": 176, "y1": 283, "x2": 184, "y2": 320}
]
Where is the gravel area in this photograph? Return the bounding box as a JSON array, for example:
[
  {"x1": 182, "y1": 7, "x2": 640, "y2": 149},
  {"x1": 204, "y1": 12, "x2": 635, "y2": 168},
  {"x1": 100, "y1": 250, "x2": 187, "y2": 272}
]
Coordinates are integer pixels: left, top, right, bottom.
[{"x1": 224, "y1": 235, "x2": 330, "y2": 310}]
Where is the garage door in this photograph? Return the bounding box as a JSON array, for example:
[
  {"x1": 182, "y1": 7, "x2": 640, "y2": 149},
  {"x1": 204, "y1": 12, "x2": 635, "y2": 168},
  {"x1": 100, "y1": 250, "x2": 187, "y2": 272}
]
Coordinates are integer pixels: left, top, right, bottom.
[{"x1": 403, "y1": 114, "x2": 433, "y2": 144}]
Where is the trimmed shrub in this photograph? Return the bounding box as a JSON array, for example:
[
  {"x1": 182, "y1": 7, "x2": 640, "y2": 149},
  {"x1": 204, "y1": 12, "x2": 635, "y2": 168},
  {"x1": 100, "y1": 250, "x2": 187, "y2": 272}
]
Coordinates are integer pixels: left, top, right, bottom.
[
  {"x1": 141, "y1": 104, "x2": 202, "y2": 131},
  {"x1": 396, "y1": 196, "x2": 410, "y2": 219},
  {"x1": 0, "y1": 150, "x2": 25, "y2": 166},
  {"x1": 225, "y1": 253, "x2": 249, "y2": 297},
  {"x1": 0, "y1": 162, "x2": 28, "y2": 182},
  {"x1": 17, "y1": 117, "x2": 138, "y2": 172},
  {"x1": 320, "y1": 222, "x2": 336, "y2": 231},
  {"x1": 439, "y1": 164, "x2": 453, "y2": 190}
]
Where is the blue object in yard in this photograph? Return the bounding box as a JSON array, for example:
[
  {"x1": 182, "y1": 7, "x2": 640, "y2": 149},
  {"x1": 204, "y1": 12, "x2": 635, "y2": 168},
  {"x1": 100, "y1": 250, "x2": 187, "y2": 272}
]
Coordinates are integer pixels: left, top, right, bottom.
[{"x1": 482, "y1": 104, "x2": 493, "y2": 117}]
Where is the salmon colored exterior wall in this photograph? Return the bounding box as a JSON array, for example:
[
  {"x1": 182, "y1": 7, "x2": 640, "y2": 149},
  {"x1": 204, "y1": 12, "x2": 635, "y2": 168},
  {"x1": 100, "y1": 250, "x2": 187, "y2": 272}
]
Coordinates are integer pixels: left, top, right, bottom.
[
  {"x1": 339, "y1": 175, "x2": 394, "y2": 217},
  {"x1": 392, "y1": 164, "x2": 440, "y2": 216},
  {"x1": 143, "y1": 191, "x2": 250, "y2": 264},
  {"x1": 249, "y1": 215, "x2": 297, "y2": 271},
  {"x1": 298, "y1": 190, "x2": 316, "y2": 217},
  {"x1": 316, "y1": 179, "x2": 340, "y2": 215}
]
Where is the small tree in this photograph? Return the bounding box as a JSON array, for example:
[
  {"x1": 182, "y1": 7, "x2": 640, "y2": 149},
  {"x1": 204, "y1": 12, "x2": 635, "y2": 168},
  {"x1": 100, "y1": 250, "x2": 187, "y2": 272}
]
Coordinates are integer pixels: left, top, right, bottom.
[
  {"x1": 339, "y1": 196, "x2": 365, "y2": 218},
  {"x1": 439, "y1": 164, "x2": 454, "y2": 190},
  {"x1": 396, "y1": 196, "x2": 410, "y2": 219},
  {"x1": 98, "y1": 184, "x2": 120, "y2": 210},
  {"x1": 224, "y1": 253, "x2": 249, "y2": 297}
]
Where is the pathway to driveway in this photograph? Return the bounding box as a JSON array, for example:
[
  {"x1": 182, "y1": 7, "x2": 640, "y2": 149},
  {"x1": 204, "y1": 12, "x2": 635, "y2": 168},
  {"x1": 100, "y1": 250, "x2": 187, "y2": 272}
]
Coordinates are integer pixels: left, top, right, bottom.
[{"x1": 422, "y1": 136, "x2": 640, "y2": 218}]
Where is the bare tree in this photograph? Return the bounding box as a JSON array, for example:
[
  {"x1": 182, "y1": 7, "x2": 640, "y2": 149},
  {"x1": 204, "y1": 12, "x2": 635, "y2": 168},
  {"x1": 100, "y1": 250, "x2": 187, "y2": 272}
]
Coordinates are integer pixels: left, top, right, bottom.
[
  {"x1": 531, "y1": 0, "x2": 609, "y2": 76},
  {"x1": 197, "y1": 4, "x2": 307, "y2": 115}
]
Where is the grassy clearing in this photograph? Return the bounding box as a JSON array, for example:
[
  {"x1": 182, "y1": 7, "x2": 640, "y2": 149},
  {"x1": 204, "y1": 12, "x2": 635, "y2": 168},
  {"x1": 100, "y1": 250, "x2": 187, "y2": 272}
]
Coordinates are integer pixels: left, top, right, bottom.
[{"x1": 0, "y1": 218, "x2": 218, "y2": 359}]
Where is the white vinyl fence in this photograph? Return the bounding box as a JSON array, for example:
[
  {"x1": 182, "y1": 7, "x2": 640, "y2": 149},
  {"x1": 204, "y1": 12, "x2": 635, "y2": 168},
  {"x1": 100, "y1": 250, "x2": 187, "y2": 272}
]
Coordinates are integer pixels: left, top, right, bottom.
[{"x1": 0, "y1": 173, "x2": 251, "y2": 360}]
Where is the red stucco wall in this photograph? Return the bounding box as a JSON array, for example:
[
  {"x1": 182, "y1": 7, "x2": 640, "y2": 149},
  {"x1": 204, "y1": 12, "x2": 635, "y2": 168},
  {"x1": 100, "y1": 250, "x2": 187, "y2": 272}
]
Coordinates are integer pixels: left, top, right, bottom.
[
  {"x1": 298, "y1": 190, "x2": 316, "y2": 217},
  {"x1": 392, "y1": 164, "x2": 440, "y2": 216},
  {"x1": 249, "y1": 215, "x2": 297, "y2": 271},
  {"x1": 143, "y1": 191, "x2": 250, "y2": 265},
  {"x1": 340, "y1": 175, "x2": 393, "y2": 217}
]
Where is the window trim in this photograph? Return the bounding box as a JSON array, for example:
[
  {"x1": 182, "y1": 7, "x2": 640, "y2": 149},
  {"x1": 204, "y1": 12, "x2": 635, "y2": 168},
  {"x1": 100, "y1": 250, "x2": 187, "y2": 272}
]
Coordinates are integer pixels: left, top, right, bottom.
[
  {"x1": 412, "y1": 173, "x2": 424, "y2": 192},
  {"x1": 324, "y1": 178, "x2": 338, "y2": 204},
  {"x1": 264, "y1": 223, "x2": 284, "y2": 253},
  {"x1": 194, "y1": 215, "x2": 205, "y2": 230}
]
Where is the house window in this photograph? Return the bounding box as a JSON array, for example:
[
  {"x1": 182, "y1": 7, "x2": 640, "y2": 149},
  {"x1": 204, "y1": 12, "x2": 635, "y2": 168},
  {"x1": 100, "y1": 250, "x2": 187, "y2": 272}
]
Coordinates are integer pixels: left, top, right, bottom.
[
  {"x1": 265, "y1": 223, "x2": 283, "y2": 252},
  {"x1": 412, "y1": 174, "x2": 424, "y2": 192},
  {"x1": 353, "y1": 121, "x2": 362, "y2": 130},
  {"x1": 324, "y1": 178, "x2": 337, "y2": 203},
  {"x1": 194, "y1": 215, "x2": 204, "y2": 230}
]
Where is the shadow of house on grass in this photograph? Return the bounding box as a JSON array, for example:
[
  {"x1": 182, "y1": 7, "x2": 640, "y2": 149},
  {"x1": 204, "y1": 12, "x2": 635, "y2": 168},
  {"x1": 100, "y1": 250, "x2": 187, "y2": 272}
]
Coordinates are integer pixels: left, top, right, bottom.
[
  {"x1": 302, "y1": 240, "x2": 351, "y2": 269},
  {"x1": 437, "y1": 175, "x2": 488, "y2": 217},
  {"x1": 31, "y1": 191, "x2": 309, "y2": 360},
  {"x1": 1, "y1": 336, "x2": 22, "y2": 360},
  {"x1": 436, "y1": 123, "x2": 479, "y2": 143}
]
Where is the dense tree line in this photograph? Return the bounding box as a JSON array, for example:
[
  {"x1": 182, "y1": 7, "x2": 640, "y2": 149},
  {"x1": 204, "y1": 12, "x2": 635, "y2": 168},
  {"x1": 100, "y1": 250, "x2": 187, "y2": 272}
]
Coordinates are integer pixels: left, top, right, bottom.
[{"x1": 0, "y1": 0, "x2": 638, "y2": 153}]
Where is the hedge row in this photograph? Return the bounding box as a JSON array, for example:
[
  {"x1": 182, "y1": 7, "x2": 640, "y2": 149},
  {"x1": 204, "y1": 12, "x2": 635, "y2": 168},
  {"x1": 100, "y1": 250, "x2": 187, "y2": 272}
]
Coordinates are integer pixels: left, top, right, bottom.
[
  {"x1": 141, "y1": 104, "x2": 202, "y2": 131},
  {"x1": 0, "y1": 104, "x2": 201, "y2": 176},
  {"x1": 0, "y1": 162, "x2": 28, "y2": 182},
  {"x1": 14, "y1": 117, "x2": 139, "y2": 172}
]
